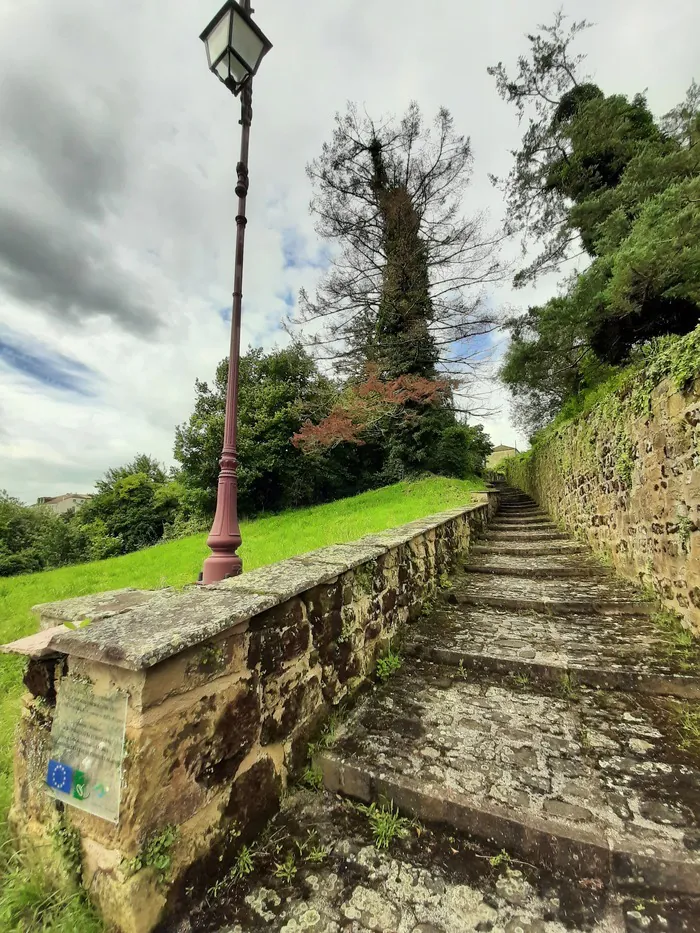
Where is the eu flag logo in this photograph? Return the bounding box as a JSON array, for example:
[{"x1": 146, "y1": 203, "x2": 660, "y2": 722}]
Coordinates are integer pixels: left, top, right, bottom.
[{"x1": 46, "y1": 760, "x2": 73, "y2": 794}]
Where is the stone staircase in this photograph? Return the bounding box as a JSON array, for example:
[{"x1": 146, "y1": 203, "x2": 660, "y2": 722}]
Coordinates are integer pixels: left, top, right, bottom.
[{"x1": 190, "y1": 487, "x2": 700, "y2": 933}]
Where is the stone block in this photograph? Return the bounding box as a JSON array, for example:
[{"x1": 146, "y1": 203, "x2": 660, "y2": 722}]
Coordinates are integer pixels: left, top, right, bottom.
[
  {"x1": 32, "y1": 588, "x2": 176, "y2": 632},
  {"x1": 50, "y1": 588, "x2": 276, "y2": 671},
  {"x1": 249, "y1": 615, "x2": 310, "y2": 677},
  {"x1": 260, "y1": 671, "x2": 321, "y2": 746},
  {"x1": 210, "y1": 557, "x2": 342, "y2": 602}
]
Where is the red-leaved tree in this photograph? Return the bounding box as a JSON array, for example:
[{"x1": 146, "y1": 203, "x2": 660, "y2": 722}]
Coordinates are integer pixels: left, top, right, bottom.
[{"x1": 292, "y1": 365, "x2": 452, "y2": 451}]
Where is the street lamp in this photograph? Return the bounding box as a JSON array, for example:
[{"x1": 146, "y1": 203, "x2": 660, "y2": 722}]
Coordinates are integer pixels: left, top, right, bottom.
[{"x1": 198, "y1": 1, "x2": 272, "y2": 585}]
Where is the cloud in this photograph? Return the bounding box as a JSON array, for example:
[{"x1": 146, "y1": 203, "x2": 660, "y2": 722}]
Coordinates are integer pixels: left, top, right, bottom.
[
  {"x1": 0, "y1": 0, "x2": 698, "y2": 501},
  {"x1": 0, "y1": 69, "x2": 129, "y2": 222},
  {"x1": 0, "y1": 326, "x2": 98, "y2": 396},
  {"x1": 0, "y1": 5, "x2": 161, "y2": 334},
  {"x1": 0, "y1": 206, "x2": 160, "y2": 333}
]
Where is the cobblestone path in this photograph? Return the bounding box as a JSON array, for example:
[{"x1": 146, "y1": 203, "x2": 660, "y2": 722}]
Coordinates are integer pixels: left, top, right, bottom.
[{"x1": 184, "y1": 487, "x2": 700, "y2": 933}]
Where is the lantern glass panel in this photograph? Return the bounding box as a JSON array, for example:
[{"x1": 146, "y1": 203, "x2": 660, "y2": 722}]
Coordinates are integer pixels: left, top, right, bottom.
[
  {"x1": 231, "y1": 11, "x2": 265, "y2": 71},
  {"x1": 226, "y1": 52, "x2": 248, "y2": 84},
  {"x1": 205, "y1": 10, "x2": 231, "y2": 67}
]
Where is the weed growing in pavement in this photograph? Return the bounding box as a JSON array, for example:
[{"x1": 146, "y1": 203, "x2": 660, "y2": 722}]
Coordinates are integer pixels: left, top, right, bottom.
[
  {"x1": 230, "y1": 845, "x2": 255, "y2": 882},
  {"x1": 355, "y1": 800, "x2": 419, "y2": 850},
  {"x1": 305, "y1": 845, "x2": 330, "y2": 864},
  {"x1": 489, "y1": 849, "x2": 511, "y2": 868},
  {"x1": 511, "y1": 672, "x2": 531, "y2": 687},
  {"x1": 419, "y1": 592, "x2": 438, "y2": 619},
  {"x1": 307, "y1": 712, "x2": 342, "y2": 758},
  {"x1": 653, "y1": 609, "x2": 697, "y2": 668},
  {"x1": 557, "y1": 672, "x2": 580, "y2": 699},
  {"x1": 302, "y1": 764, "x2": 324, "y2": 790},
  {"x1": 678, "y1": 707, "x2": 700, "y2": 750},
  {"x1": 294, "y1": 831, "x2": 331, "y2": 865},
  {"x1": 273, "y1": 853, "x2": 297, "y2": 883},
  {"x1": 376, "y1": 646, "x2": 402, "y2": 683}
]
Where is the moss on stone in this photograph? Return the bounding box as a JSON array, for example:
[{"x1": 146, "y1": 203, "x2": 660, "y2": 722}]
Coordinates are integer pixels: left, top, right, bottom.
[{"x1": 502, "y1": 329, "x2": 700, "y2": 635}]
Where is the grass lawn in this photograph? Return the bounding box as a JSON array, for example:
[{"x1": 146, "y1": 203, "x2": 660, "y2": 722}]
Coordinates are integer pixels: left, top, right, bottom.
[{"x1": 0, "y1": 475, "x2": 484, "y2": 931}]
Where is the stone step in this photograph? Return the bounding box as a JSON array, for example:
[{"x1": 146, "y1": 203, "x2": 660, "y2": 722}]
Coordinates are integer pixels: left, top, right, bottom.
[
  {"x1": 464, "y1": 553, "x2": 606, "y2": 579},
  {"x1": 472, "y1": 542, "x2": 586, "y2": 557},
  {"x1": 319, "y1": 660, "x2": 700, "y2": 893},
  {"x1": 489, "y1": 522, "x2": 559, "y2": 533},
  {"x1": 197, "y1": 788, "x2": 696, "y2": 933},
  {"x1": 498, "y1": 503, "x2": 542, "y2": 511},
  {"x1": 407, "y1": 602, "x2": 700, "y2": 698},
  {"x1": 452, "y1": 573, "x2": 653, "y2": 615},
  {"x1": 495, "y1": 517, "x2": 547, "y2": 523},
  {"x1": 485, "y1": 530, "x2": 570, "y2": 542},
  {"x1": 493, "y1": 514, "x2": 551, "y2": 524}
]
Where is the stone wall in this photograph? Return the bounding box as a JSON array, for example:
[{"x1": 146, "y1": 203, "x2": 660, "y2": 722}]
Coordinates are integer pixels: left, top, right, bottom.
[
  {"x1": 503, "y1": 375, "x2": 700, "y2": 634},
  {"x1": 8, "y1": 493, "x2": 497, "y2": 933}
]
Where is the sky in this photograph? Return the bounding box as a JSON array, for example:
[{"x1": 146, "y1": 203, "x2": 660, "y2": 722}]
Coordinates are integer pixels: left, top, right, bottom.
[{"x1": 0, "y1": 0, "x2": 698, "y2": 504}]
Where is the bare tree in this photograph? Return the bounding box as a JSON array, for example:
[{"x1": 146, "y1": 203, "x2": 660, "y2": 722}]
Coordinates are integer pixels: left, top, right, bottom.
[{"x1": 288, "y1": 102, "x2": 504, "y2": 392}]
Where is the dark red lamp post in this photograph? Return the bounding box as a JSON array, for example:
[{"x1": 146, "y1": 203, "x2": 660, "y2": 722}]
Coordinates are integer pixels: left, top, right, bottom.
[{"x1": 198, "y1": 0, "x2": 272, "y2": 585}]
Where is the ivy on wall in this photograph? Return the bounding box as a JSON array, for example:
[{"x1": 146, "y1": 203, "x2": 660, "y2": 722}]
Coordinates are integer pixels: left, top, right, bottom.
[
  {"x1": 504, "y1": 323, "x2": 700, "y2": 495},
  {"x1": 501, "y1": 324, "x2": 700, "y2": 633}
]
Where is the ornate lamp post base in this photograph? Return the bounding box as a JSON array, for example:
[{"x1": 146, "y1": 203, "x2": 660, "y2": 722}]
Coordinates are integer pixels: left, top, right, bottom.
[
  {"x1": 200, "y1": 460, "x2": 243, "y2": 583},
  {"x1": 201, "y1": 552, "x2": 242, "y2": 584}
]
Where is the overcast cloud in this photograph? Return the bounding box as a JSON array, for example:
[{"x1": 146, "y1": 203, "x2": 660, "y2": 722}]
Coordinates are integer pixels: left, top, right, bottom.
[{"x1": 0, "y1": 0, "x2": 698, "y2": 503}]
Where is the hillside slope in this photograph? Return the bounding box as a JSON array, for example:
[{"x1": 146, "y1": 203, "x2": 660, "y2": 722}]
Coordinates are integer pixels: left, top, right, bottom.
[{"x1": 0, "y1": 475, "x2": 485, "y2": 932}]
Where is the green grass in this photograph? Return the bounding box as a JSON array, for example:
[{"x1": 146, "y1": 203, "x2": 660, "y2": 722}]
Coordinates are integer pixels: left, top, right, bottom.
[{"x1": 0, "y1": 475, "x2": 483, "y2": 931}]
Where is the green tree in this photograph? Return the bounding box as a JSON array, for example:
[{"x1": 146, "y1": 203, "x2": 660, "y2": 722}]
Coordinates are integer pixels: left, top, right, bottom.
[
  {"x1": 488, "y1": 14, "x2": 661, "y2": 284},
  {"x1": 662, "y1": 79, "x2": 700, "y2": 148},
  {"x1": 432, "y1": 424, "x2": 493, "y2": 478},
  {"x1": 174, "y1": 344, "x2": 355, "y2": 516},
  {"x1": 96, "y1": 454, "x2": 168, "y2": 493},
  {"x1": 500, "y1": 292, "x2": 601, "y2": 435},
  {"x1": 76, "y1": 456, "x2": 181, "y2": 554},
  {"x1": 488, "y1": 12, "x2": 593, "y2": 284},
  {"x1": 293, "y1": 369, "x2": 492, "y2": 480},
  {"x1": 494, "y1": 17, "x2": 700, "y2": 428},
  {"x1": 293, "y1": 103, "x2": 503, "y2": 474},
  {"x1": 0, "y1": 491, "x2": 87, "y2": 576}
]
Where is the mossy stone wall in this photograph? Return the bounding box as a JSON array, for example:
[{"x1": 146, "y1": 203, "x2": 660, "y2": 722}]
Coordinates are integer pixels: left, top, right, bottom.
[{"x1": 504, "y1": 376, "x2": 700, "y2": 634}]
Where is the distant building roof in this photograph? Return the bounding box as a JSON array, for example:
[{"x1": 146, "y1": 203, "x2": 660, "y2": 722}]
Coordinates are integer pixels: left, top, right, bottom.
[
  {"x1": 492, "y1": 444, "x2": 518, "y2": 452},
  {"x1": 37, "y1": 493, "x2": 93, "y2": 504}
]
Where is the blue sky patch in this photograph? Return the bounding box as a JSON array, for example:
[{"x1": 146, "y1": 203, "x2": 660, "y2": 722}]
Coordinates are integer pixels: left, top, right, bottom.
[
  {"x1": 281, "y1": 227, "x2": 331, "y2": 272},
  {"x1": 447, "y1": 331, "x2": 496, "y2": 365},
  {"x1": 0, "y1": 326, "x2": 98, "y2": 397},
  {"x1": 277, "y1": 287, "x2": 295, "y2": 309}
]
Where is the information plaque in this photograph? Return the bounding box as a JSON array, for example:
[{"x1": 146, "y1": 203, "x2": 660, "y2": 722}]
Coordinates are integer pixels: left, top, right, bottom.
[{"x1": 46, "y1": 678, "x2": 127, "y2": 823}]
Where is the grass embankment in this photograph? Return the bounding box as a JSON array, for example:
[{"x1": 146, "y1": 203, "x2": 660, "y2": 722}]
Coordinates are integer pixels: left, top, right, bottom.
[{"x1": 0, "y1": 475, "x2": 484, "y2": 931}]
